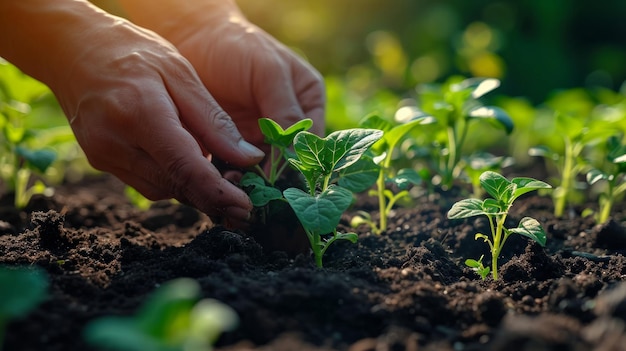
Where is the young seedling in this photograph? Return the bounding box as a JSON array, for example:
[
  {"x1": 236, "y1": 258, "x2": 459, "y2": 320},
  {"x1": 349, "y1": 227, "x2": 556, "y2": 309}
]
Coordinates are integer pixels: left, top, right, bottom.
[
  {"x1": 0, "y1": 62, "x2": 57, "y2": 208},
  {"x1": 447, "y1": 171, "x2": 551, "y2": 280},
  {"x1": 464, "y1": 255, "x2": 490, "y2": 280},
  {"x1": 238, "y1": 118, "x2": 313, "y2": 226},
  {"x1": 529, "y1": 98, "x2": 620, "y2": 218},
  {"x1": 0, "y1": 266, "x2": 48, "y2": 350},
  {"x1": 255, "y1": 117, "x2": 313, "y2": 186},
  {"x1": 417, "y1": 77, "x2": 514, "y2": 189},
  {"x1": 84, "y1": 278, "x2": 238, "y2": 351},
  {"x1": 284, "y1": 128, "x2": 383, "y2": 267},
  {"x1": 585, "y1": 135, "x2": 626, "y2": 224},
  {"x1": 350, "y1": 112, "x2": 435, "y2": 234}
]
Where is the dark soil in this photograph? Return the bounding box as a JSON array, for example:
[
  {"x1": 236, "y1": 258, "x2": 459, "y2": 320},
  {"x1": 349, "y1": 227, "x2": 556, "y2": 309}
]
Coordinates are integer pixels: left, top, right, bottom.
[{"x1": 2, "y1": 172, "x2": 626, "y2": 351}]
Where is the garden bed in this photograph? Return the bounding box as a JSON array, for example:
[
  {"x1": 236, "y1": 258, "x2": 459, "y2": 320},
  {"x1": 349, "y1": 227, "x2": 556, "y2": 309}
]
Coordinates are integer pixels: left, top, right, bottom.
[{"x1": 2, "y1": 172, "x2": 626, "y2": 351}]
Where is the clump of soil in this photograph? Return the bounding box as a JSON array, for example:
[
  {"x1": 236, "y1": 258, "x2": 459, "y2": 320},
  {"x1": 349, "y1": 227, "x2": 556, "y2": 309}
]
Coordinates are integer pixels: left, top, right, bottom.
[{"x1": 1, "y1": 174, "x2": 625, "y2": 351}]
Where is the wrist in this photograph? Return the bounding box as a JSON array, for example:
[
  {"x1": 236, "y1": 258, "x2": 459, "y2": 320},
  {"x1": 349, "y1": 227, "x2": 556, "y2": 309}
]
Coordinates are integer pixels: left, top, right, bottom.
[
  {"x1": 115, "y1": 0, "x2": 242, "y2": 45},
  {"x1": 0, "y1": 0, "x2": 119, "y2": 89}
]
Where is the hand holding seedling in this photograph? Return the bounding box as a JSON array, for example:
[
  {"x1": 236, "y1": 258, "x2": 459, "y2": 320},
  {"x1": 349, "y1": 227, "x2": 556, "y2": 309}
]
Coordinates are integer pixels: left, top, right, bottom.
[{"x1": 0, "y1": 0, "x2": 324, "y2": 223}]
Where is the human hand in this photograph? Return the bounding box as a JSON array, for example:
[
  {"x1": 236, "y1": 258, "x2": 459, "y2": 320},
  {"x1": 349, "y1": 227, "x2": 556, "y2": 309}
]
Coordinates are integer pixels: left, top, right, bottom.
[
  {"x1": 164, "y1": 3, "x2": 326, "y2": 154},
  {"x1": 54, "y1": 18, "x2": 265, "y2": 222}
]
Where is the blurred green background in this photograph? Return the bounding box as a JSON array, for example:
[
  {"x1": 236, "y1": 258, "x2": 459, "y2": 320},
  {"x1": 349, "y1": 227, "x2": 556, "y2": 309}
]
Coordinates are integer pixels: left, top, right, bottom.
[{"x1": 237, "y1": 0, "x2": 626, "y2": 105}]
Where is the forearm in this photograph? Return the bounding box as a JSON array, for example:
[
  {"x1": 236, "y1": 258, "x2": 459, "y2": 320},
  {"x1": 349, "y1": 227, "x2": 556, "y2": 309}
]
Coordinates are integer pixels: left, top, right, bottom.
[{"x1": 0, "y1": 0, "x2": 117, "y2": 89}]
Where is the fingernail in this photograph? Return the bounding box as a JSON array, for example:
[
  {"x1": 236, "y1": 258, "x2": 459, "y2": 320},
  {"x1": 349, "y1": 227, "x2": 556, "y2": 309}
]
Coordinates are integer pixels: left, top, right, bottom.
[
  {"x1": 224, "y1": 206, "x2": 251, "y2": 222},
  {"x1": 238, "y1": 140, "x2": 265, "y2": 159}
]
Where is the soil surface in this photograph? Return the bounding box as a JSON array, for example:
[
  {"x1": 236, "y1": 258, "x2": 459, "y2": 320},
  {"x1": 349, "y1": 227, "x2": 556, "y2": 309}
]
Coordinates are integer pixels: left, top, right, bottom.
[{"x1": 2, "y1": 172, "x2": 626, "y2": 351}]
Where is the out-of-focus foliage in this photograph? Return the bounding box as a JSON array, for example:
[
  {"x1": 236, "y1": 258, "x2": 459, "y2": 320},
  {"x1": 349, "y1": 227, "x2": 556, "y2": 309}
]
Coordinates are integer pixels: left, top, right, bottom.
[{"x1": 237, "y1": 0, "x2": 626, "y2": 106}]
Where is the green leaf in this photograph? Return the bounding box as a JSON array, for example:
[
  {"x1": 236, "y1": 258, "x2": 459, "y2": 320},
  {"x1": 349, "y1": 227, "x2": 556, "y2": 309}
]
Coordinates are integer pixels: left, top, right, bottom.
[
  {"x1": 358, "y1": 114, "x2": 393, "y2": 133},
  {"x1": 447, "y1": 198, "x2": 485, "y2": 219},
  {"x1": 508, "y1": 217, "x2": 547, "y2": 245},
  {"x1": 482, "y1": 198, "x2": 503, "y2": 214},
  {"x1": 84, "y1": 318, "x2": 168, "y2": 351},
  {"x1": 14, "y1": 146, "x2": 56, "y2": 173},
  {"x1": 465, "y1": 259, "x2": 481, "y2": 268},
  {"x1": 240, "y1": 172, "x2": 283, "y2": 207},
  {"x1": 337, "y1": 156, "x2": 380, "y2": 193},
  {"x1": 528, "y1": 146, "x2": 559, "y2": 160},
  {"x1": 468, "y1": 106, "x2": 514, "y2": 134},
  {"x1": 508, "y1": 217, "x2": 547, "y2": 246},
  {"x1": 336, "y1": 232, "x2": 359, "y2": 243},
  {"x1": 382, "y1": 115, "x2": 435, "y2": 151},
  {"x1": 4, "y1": 123, "x2": 25, "y2": 144},
  {"x1": 475, "y1": 233, "x2": 490, "y2": 242},
  {"x1": 135, "y1": 278, "x2": 200, "y2": 337},
  {"x1": 292, "y1": 129, "x2": 383, "y2": 176},
  {"x1": 84, "y1": 278, "x2": 238, "y2": 351},
  {"x1": 391, "y1": 168, "x2": 423, "y2": 190},
  {"x1": 0, "y1": 266, "x2": 48, "y2": 318},
  {"x1": 511, "y1": 177, "x2": 552, "y2": 200},
  {"x1": 480, "y1": 171, "x2": 512, "y2": 203},
  {"x1": 452, "y1": 77, "x2": 501, "y2": 99},
  {"x1": 258, "y1": 118, "x2": 313, "y2": 148},
  {"x1": 283, "y1": 185, "x2": 353, "y2": 234}
]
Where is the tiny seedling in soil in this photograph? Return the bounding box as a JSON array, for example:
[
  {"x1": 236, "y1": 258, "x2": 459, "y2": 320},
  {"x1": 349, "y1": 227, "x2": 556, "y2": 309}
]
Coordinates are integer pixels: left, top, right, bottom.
[
  {"x1": 350, "y1": 112, "x2": 435, "y2": 234},
  {"x1": 0, "y1": 266, "x2": 48, "y2": 350},
  {"x1": 464, "y1": 255, "x2": 490, "y2": 280},
  {"x1": 529, "y1": 109, "x2": 619, "y2": 218},
  {"x1": 84, "y1": 278, "x2": 238, "y2": 351},
  {"x1": 447, "y1": 171, "x2": 551, "y2": 280},
  {"x1": 585, "y1": 134, "x2": 626, "y2": 224},
  {"x1": 416, "y1": 77, "x2": 514, "y2": 189},
  {"x1": 256, "y1": 117, "x2": 313, "y2": 186},
  {"x1": 284, "y1": 127, "x2": 383, "y2": 267}
]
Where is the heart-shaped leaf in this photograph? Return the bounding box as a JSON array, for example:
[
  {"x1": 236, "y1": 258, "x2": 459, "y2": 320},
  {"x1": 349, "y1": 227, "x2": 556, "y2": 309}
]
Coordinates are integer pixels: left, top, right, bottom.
[
  {"x1": 283, "y1": 185, "x2": 353, "y2": 234},
  {"x1": 338, "y1": 156, "x2": 380, "y2": 193}
]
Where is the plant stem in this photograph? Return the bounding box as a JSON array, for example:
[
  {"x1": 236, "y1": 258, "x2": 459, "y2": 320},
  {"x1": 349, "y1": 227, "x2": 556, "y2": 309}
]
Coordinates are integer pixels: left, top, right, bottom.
[
  {"x1": 14, "y1": 168, "x2": 30, "y2": 209},
  {"x1": 445, "y1": 125, "x2": 457, "y2": 188},
  {"x1": 376, "y1": 170, "x2": 386, "y2": 234},
  {"x1": 491, "y1": 214, "x2": 507, "y2": 281},
  {"x1": 305, "y1": 228, "x2": 323, "y2": 268},
  {"x1": 598, "y1": 189, "x2": 613, "y2": 224},
  {"x1": 555, "y1": 138, "x2": 573, "y2": 217}
]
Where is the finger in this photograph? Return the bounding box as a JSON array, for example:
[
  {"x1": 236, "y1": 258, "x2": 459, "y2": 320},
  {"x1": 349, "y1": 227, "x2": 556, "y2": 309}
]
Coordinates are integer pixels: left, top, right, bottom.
[
  {"x1": 112, "y1": 168, "x2": 172, "y2": 201},
  {"x1": 290, "y1": 58, "x2": 326, "y2": 136},
  {"x1": 251, "y1": 59, "x2": 307, "y2": 130},
  {"x1": 163, "y1": 65, "x2": 265, "y2": 168},
  {"x1": 252, "y1": 51, "x2": 326, "y2": 137},
  {"x1": 143, "y1": 118, "x2": 254, "y2": 219}
]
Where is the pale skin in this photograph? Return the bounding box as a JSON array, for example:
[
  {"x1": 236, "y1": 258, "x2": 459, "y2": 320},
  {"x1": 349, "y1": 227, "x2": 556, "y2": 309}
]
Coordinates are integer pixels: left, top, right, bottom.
[{"x1": 0, "y1": 0, "x2": 325, "y2": 223}]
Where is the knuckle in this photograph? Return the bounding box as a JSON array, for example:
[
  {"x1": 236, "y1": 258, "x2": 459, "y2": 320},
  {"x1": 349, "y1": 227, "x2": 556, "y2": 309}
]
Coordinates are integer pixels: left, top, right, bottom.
[
  {"x1": 164, "y1": 156, "x2": 196, "y2": 200},
  {"x1": 206, "y1": 109, "x2": 239, "y2": 137}
]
